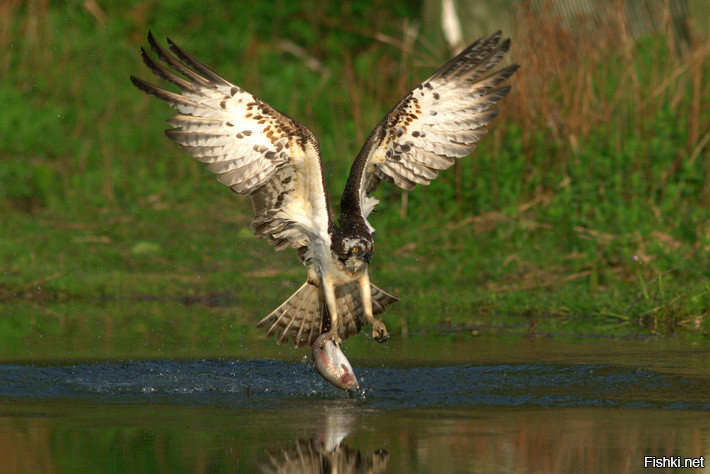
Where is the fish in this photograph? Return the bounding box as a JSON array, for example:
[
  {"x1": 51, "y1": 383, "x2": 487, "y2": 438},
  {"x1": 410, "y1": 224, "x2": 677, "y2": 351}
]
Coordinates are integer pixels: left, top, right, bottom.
[{"x1": 311, "y1": 333, "x2": 359, "y2": 391}]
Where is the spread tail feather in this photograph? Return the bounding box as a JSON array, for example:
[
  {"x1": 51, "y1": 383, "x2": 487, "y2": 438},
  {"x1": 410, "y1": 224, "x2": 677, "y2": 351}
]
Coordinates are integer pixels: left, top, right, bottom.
[{"x1": 256, "y1": 281, "x2": 399, "y2": 347}]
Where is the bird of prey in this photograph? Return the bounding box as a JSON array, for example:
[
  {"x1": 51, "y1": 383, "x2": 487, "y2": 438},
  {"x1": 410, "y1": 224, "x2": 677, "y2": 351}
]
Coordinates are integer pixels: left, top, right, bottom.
[{"x1": 131, "y1": 31, "x2": 517, "y2": 350}]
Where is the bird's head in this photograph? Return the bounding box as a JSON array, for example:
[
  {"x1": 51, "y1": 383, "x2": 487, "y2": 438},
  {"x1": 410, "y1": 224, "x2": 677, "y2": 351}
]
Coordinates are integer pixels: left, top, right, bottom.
[{"x1": 332, "y1": 230, "x2": 373, "y2": 273}]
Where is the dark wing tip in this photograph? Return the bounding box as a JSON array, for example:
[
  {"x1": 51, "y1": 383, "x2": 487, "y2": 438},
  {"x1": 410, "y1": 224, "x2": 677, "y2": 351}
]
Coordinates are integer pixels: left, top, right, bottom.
[
  {"x1": 500, "y1": 37, "x2": 511, "y2": 53},
  {"x1": 139, "y1": 46, "x2": 152, "y2": 67},
  {"x1": 165, "y1": 36, "x2": 185, "y2": 60},
  {"x1": 165, "y1": 36, "x2": 230, "y2": 86},
  {"x1": 494, "y1": 64, "x2": 520, "y2": 84},
  {"x1": 147, "y1": 30, "x2": 164, "y2": 56},
  {"x1": 130, "y1": 75, "x2": 150, "y2": 92},
  {"x1": 498, "y1": 83, "x2": 513, "y2": 96},
  {"x1": 164, "y1": 128, "x2": 179, "y2": 141}
]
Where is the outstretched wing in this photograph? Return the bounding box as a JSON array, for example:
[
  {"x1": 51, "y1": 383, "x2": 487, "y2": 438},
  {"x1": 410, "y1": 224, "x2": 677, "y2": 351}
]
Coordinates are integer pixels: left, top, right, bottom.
[
  {"x1": 340, "y1": 31, "x2": 518, "y2": 230},
  {"x1": 131, "y1": 33, "x2": 331, "y2": 252}
]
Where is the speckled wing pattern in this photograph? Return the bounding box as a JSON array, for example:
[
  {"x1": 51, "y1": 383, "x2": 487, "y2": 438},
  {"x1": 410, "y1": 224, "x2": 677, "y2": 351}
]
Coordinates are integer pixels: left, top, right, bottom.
[
  {"x1": 130, "y1": 33, "x2": 330, "y2": 252},
  {"x1": 345, "y1": 31, "x2": 519, "y2": 230}
]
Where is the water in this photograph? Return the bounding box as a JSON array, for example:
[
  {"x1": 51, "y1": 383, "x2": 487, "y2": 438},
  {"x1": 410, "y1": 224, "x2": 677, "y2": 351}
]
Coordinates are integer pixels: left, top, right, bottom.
[
  {"x1": 1, "y1": 336, "x2": 709, "y2": 472},
  {"x1": 2, "y1": 359, "x2": 706, "y2": 410}
]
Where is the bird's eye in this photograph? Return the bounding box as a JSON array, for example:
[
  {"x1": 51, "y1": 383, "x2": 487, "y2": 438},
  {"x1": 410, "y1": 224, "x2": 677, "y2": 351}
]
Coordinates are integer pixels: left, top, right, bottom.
[{"x1": 351, "y1": 246, "x2": 360, "y2": 254}]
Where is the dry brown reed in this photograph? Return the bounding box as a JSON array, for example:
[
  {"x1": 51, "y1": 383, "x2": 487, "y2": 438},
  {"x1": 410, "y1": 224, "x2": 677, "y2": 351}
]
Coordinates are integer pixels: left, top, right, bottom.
[
  {"x1": 508, "y1": 0, "x2": 708, "y2": 166},
  {"x1": 1, "y1": 1, "x2": 706, "y2": 212}
]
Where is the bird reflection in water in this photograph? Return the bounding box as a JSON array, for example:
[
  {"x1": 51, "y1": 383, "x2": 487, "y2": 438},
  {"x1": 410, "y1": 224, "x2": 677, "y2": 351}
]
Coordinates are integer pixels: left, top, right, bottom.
[{"x1": 259, "y1": 405, "x2": 389, "y2": 473}]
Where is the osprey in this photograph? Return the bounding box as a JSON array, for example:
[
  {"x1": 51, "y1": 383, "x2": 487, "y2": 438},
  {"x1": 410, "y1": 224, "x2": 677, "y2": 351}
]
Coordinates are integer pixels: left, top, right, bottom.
[{"x1": 131, "y1": 31, "x2": 517, "y2": 350}]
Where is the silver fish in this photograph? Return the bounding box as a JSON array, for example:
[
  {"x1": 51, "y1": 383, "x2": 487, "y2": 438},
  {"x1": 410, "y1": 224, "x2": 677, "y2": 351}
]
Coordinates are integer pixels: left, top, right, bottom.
[{"x1": 311, "y1": 334, "x2": 359, "y2": 391}]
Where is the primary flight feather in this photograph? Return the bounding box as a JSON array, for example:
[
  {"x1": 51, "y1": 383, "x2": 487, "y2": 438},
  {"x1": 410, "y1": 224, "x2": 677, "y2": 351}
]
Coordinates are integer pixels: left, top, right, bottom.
[{"x1": 131, "y1": 31, "x2": 518, "y2": 351}]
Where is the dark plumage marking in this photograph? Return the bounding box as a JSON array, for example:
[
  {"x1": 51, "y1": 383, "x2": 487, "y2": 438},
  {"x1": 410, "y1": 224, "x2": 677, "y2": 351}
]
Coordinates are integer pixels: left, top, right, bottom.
[
  {"x1": 340, "y1": 30, "x2": 516, "y2": 225},
  {"x1": 133, "y1": 31, "x2": 515, "y2": 347},
  {"x1": 133, "y1": 33, "x2": 332, "y2": 267}
]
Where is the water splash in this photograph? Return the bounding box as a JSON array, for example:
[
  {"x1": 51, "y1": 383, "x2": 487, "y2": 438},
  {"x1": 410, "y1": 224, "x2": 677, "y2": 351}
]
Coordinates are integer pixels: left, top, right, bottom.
[{"x1": 0, "y1": 360, "x2": 707, "y2": 410}]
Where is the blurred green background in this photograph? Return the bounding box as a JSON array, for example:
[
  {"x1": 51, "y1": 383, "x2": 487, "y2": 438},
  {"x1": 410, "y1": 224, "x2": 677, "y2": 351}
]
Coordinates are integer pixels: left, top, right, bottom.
[{"x1": 0, "y1": 0, "x2": 708, "y2": 346}]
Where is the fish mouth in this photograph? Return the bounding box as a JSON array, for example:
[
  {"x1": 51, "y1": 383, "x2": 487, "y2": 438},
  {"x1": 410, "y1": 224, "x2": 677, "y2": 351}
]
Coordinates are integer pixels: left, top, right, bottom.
[{"x1": 339, "y1": 370, "x2": 359, "y2": 391}]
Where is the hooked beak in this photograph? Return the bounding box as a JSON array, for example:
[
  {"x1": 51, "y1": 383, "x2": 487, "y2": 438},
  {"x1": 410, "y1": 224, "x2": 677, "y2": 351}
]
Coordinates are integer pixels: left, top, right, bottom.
[{"x1": 361, "y1": 250, "x2": 372, "y2": 264}]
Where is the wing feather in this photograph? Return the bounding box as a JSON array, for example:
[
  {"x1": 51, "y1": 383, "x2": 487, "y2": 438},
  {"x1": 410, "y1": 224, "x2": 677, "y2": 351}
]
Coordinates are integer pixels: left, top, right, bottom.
[
  {"x1": 340, "y1": 31, "x2": 518, "y2": 232},
  {"x1": 131, "y1": 33, "x2": 331, "y2": 252}
]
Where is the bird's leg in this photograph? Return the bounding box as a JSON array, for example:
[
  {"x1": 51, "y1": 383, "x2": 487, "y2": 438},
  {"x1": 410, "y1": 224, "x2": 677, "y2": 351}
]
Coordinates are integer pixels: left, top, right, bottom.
[
  {"x1": 321, "y1": 276, "x2": 342, "y2": 345},
  {"x1": 358, "y1": 270, "x2": 389, "y2": 343}
]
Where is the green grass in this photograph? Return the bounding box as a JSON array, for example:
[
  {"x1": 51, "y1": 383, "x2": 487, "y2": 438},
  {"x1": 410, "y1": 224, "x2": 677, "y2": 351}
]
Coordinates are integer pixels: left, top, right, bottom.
[{"x1": 0, "y1": 1, "x2": 708, "y2": 340}]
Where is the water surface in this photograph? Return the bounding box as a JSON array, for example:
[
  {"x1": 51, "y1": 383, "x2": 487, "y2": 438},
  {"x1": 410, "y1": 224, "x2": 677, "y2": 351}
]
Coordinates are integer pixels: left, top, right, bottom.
[{"x1": 1, "y1": 335, "x2": 709, "y2": 472}]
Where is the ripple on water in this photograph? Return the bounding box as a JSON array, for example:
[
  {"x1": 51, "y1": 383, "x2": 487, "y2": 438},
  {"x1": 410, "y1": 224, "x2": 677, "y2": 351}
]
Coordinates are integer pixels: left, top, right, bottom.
[{"x1": 0, "y1": 360, "x2": 707, "y2": 410}]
